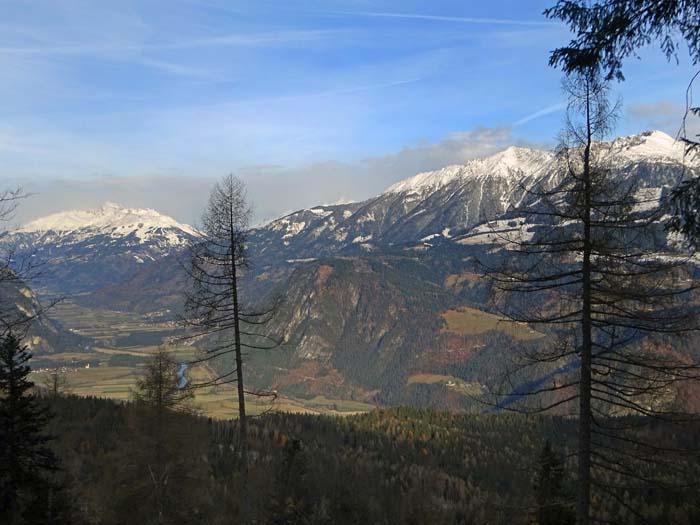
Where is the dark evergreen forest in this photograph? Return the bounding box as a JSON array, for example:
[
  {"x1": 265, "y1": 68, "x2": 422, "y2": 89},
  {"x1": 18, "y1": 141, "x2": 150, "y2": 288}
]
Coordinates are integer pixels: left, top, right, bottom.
[{"x1": 23, "y1": 395, "x2": 700, "y2": 524}]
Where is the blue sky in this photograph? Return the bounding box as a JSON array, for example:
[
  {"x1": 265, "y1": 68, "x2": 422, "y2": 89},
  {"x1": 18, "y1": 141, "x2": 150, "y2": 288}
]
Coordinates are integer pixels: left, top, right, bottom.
[{"x1": 1, "y1": 0, "x2": 697, "y2": 224}]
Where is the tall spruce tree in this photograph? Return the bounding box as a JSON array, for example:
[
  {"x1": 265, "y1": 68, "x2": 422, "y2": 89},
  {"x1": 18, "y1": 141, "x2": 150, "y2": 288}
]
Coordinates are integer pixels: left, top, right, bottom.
[
  {"x1": 482, "y1": 68, "x2": 700, "y2": 524},
  {"x1": 0, "y1": 334, "x2": 59, "y2": 524}
]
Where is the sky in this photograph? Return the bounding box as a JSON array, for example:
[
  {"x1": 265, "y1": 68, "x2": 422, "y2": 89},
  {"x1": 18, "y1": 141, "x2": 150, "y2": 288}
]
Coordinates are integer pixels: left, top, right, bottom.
[{"x1": 1, "y1": 0, "x2": 698, "y2": 226}]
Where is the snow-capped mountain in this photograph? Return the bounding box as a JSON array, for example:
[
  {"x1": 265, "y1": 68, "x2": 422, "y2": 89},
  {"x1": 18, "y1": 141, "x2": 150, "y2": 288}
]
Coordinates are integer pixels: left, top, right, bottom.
[
  {"x1": 251, "y1": 130, "x2": 694, "y2": 266},
  {"x1": 4, "y1": 202, "x2": 200, "y2": 295},
  {"x1": 453, "y1": 130, "x2": 698, "y2": 248},
  {"x1": 17, "y1": 201, "x2": 199, "y2": 243},
  {"x1": 612, "y1": 129, "x2": 687, "y2": 163},
  {"x1": 385, "y1": 145, "x2": 553, "y2": 194},
  {"x1": 250, "y1": 146, "x2": 557, "y2": 264}
]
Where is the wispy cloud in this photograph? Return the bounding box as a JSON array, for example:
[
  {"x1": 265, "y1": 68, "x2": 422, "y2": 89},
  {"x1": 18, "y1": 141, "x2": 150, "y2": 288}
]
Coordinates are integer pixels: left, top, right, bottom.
[
  {"x1": 155, "y1": 29, "x2": 339, "y2": 50},
  {"x1": 273, "y1": 78, "x2": 423, "y2": 100},
  {"x1": 0, "y1": 28, "x2": 339, "y2": 80},
  {"x1": 0, "y1": 29, "x2": 340, "y2": 56},
  {"x1": 133, "y1": 58, "x2": 230, "y2": 81},
  {"x1": 513, "y1": 102, "x2": 567, "y2": 126},
  {"x1": 336, "y1": 11, "x2": 557, "y2": 27}
]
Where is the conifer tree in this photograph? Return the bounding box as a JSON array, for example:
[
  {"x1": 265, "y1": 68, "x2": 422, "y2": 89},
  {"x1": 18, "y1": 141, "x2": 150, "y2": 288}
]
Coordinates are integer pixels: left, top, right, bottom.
[
  {"x1": 0, "y1": 334, "x2": 59, "y2": 524},
  {"x1": 533, "y1": 440, "x2": 575, "y2": 525},
  {"x1": 483, "y1": 68, "x2": 700, "y2": 524},
  {"x1": 268, "y1": 438, "x2": 312, "y2": 524},
  {"x1": 133, "y1": 346, "x2": 194, "y2": 413},
  {"x1": 545, "y1": 1, "x2": 700, "y2": 83}
]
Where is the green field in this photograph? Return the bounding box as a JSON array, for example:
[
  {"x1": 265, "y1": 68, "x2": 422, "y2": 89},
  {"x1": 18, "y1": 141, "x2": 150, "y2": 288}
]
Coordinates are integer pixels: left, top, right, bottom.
[{"x1": 442, "y1": 306, "x2": 544, "y2": 341}]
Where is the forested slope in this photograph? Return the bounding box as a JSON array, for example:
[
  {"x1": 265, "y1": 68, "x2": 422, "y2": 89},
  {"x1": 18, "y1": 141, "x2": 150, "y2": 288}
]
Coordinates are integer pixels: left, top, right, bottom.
[{"x1": 46, "y1": 396, "x2": 700, "y2": 524}]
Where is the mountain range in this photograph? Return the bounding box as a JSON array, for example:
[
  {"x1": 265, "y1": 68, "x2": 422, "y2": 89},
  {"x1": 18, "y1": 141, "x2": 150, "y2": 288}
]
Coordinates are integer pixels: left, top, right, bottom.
[{"x1": 4, "y1": 130, "x2": 699, "y2": 410}]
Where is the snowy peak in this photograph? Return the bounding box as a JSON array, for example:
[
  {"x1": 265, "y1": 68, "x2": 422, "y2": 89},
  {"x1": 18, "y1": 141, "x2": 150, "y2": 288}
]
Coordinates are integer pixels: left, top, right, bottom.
[
  {"x1": 385, "y1": 130, "x2": 691, "y2": 196},
  {"x1": 19, "y1": 202, "x2": 199, "y2": 238},
  {"x1": 479, "y1": 145, "x2": 553, "y2": 175},
  {"x1": 614, "y1": 130, "x2": 687, "y2": 163},
  {"x1": 385, "y1": 165, "x2": 473, "y2": 195},
  {"x1": 385, "y1": 145, "x2": 553, "y2": 195}
]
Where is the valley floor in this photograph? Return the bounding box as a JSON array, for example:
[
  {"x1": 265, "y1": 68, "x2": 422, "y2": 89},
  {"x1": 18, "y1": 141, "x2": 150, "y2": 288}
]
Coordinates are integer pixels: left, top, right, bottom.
[{"x1": 31, "y1": 300, "x2": 374, "y2": 417}]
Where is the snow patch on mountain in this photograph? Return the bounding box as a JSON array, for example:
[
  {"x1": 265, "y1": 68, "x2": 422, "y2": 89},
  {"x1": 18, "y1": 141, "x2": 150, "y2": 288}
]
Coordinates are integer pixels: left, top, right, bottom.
[{"x1": 457, "y1": 218, "x2": 533, "y2": 247}]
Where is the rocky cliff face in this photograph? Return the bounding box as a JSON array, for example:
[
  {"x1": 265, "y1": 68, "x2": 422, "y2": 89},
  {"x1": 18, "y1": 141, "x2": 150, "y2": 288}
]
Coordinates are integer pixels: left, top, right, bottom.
[
  {"x1": 0, "y1": 270, "x2": 85, "y2": 355},
  {"x1": 242, "y1": 249, "x2": 516, "y2": 407}
]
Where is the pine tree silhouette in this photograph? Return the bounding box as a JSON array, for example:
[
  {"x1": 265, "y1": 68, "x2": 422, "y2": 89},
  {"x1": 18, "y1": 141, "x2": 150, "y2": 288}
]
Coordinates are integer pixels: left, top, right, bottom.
[
  {"x1": 0, "y1": 334, "x2": 60, "y2": 523},
  {"x1": 533, "y1": 440, "x2": 575, "y2": 525}
]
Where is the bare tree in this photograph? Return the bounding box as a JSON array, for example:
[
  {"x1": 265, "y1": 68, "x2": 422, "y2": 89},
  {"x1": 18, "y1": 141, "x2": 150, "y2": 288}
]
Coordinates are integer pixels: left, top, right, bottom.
[
  {"x1": 41, "y1": 367, "x2": 70, "y2": 399},
  {"x1": 0, "y1": 188, "x2": 30, "y2": 280},
  {"x1": 0, "y1": 189, "x2": 28, "y2": 335},
  {"x1": 481, "y1": 69, "x2": 700, "y2": 524},
  {"x1": 0, "y1": 188, "x2": 58, "y2": 337},
  {"x1": 181, "y1": 174, "x2": 276, "y2": 523}
]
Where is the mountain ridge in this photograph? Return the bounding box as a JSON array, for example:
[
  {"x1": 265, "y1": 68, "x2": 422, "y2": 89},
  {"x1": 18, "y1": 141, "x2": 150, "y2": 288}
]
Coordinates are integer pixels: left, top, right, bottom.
[
  {"x1": 250, "y1": 130, "x2": 690, "y2": 267},
  {"x1": 10, "y1": 129, "x2": 684, "y2": 304}
]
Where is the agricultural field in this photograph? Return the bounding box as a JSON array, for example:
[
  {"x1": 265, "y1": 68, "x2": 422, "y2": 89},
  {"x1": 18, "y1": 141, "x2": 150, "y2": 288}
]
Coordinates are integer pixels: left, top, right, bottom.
[
  {"x1": 31, "y1": 300, "x2": 373, "y2": 417},
  {"x1": 441, "y1": 306, "x2": 544, "y2": 341}
]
